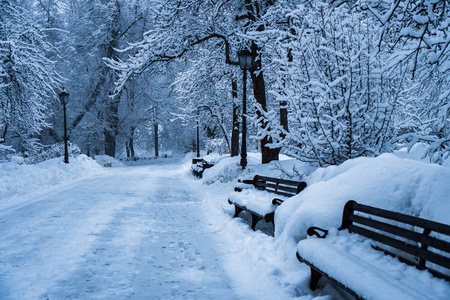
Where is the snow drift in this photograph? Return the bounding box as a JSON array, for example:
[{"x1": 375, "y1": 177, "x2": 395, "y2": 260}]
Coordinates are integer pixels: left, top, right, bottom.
[
  {"x1": 276, "y1": 153, "x2": 450, "y2": 244},
  {"x1": 0, "y1": 154, "x2": 102, "y2": 201}
]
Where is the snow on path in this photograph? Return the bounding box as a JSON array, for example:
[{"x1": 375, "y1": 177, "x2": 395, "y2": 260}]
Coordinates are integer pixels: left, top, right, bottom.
[{"x1": 0, "y1": 161, "x2": 236, "y2": 299}]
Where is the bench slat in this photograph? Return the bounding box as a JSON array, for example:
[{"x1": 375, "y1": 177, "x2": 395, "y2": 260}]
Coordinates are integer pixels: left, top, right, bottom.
[
  {"x1": 349, "y1": 214, "x2": 450, "y2": 253},
  {"x1": 264, "y1": 182, "x2": 299, "y2": 194},
  {"x1": 351, "y1": 202, "x2": 450, "y2": 236},
  {"x1": 255, "y1": 175, "x2": 302, "y2": 186},
  {"x1": 348, "y1": 224, "x2": 450, "y2": 270}
]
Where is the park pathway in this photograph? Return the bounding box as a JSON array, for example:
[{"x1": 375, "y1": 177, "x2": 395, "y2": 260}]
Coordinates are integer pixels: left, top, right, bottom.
[{"x1": 0, "y1": 160, "x2": 236, "y2": 299}]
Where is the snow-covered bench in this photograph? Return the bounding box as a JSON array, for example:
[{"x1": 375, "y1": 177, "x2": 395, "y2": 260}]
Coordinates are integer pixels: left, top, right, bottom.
[
  {"x1": 228, "y1": 175, "x2": 307, "y2": 232},
  {"x1": 191, "y1": 158, "x2": 214, "y2": 178},
  {"x1": 296, "y1": 200, "x2": 450, "y2": 299}
]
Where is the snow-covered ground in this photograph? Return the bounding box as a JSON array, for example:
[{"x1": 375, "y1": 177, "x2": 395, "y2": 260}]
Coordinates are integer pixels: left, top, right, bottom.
[{"x1": 1, "y1": 150, "x2": 449, "y2": 299}]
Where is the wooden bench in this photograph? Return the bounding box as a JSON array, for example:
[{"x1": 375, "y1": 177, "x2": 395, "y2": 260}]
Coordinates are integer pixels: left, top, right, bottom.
[
  {"x1": 296, "y1": 200, "x2": 450, "y2": 299},
  {"x1": 191, "y1": 158, "x2": 214, "y2": 178},
  {"x1": 228, "y1": 175, "x2": 307, "y2": 232}
]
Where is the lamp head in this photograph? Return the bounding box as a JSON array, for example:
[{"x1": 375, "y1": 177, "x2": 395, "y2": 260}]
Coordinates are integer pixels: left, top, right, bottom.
[
  {"x1": 237, "y1": 48, "x2": 254, "y2": 71},
  {"x1": 59, "y1": 90, "x2": 69, "y2": 105}
]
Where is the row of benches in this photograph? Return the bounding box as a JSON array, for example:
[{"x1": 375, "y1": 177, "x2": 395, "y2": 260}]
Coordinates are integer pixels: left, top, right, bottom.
[{"x1": 226, "y1": 174, "x2": 450, "y2": 299}]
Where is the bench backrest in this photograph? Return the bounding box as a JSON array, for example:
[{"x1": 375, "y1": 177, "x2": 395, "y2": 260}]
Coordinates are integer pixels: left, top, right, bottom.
[
  {"x1": 252, "y1": 175, "x2": 307, "y2": 197},
  {"x1": 340, "y1": 200, "x2": 450, "y2": 281},
  {"x1": 192, "y1": 158, "x2": 206, "y2": 164}
]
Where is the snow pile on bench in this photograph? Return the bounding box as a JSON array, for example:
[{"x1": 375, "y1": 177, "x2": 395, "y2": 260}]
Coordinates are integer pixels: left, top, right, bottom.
[
  {"x1": 297, "y1": 229, "x2": 450, "y2": 300},
  {"x1": 228, "y1": 188, "x2": 281, "y2": 215},
  {"x1": 276, "y1": 153, "x2": 450, "y2": 243},
  {"x1": 0, "y1": 154, "x2": 102, "y2": 201}
]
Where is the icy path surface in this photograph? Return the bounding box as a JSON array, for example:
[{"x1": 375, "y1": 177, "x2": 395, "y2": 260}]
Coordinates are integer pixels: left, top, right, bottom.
[{"x1": 0, "y1": 161, "x2": 236, "y2": 299}]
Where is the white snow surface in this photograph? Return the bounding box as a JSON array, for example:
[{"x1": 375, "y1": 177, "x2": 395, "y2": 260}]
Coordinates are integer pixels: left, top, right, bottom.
[
  {"x1": 0, "y1": 154, "x2": 102, "y2": 202},
  {"x1": 228, "y1": 187, "x2": 279, "y2": 215},
  {"x1": 276, "y1": 153, "x2": 450, "y2": 244},
  {"x1": 94, "y1": 154, "x2": 125, "y2": 167},
  {"x1": 297, "y1": 229, "x2": 450, "y2": 300},
  {"x1": 0, "y1": 155, "x2": 317, "y2": 300},
  {"x1": 0, "y1": 157, "x2": 239, "y2": 299},
  {"x1": 1, "y1": 150, "x2": 449, "y2": 299}
]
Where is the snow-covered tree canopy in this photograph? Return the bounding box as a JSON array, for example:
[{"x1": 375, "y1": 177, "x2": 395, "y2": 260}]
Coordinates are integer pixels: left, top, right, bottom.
[
  {"x1": 0, "y1": 0, "x2": 61, "y2": 153},
  {"x1": 1, "y1": 0, "x2": 449, "y2": 165}
]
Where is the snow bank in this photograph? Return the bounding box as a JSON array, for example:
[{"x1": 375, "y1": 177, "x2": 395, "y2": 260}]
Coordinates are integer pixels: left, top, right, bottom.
[
  {"x1": 0, "y1": 154, "x2": 102, "y2": 201},
  {"x1": 202, "y1": 153, "x2": 315, "y2": 184},
  {"x1": 198, "y1": 151, "x2": 450, "y2": 298},
  {"x1": 276, "y1": 153, "x2": 450, "y2": 244}
]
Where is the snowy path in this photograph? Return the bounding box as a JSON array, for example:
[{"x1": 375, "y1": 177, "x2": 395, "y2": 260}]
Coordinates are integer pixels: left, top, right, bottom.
[{"x1": 0, "y1": 161, "x2": 236, "y2": 300}]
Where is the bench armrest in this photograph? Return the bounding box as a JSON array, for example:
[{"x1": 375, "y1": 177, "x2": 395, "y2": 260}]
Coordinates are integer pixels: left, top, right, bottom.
[
  {"x1": 241, "y1": 179, "x2": 254, "y2": 184},
  {"x1": 272, "y1": 198, "x2": 284, "y2": 205},
  {"x1": 234, "y1": 179, "x2": 255, "y2": 192},
  {"x1": 307, "y1": 227, "x2": 328, "y2": 238}
]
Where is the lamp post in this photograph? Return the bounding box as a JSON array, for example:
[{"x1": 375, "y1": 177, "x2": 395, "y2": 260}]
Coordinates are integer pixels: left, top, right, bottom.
[
  {"x1": 196, "y1": 109, "x2": 200, "y2": 157},
  {"x1": 59, "y1": 90, "x2": 69, "y2": 164},
  {"x1": 237, "y1": 48, "x2": 254, "y2": 169}
]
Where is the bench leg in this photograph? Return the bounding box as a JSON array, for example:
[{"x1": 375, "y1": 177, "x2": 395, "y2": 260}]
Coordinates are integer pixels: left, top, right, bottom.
[
  {"x1": 251, "y1": 214, "x2": 262, "y2": 231},
  {"x1": 264, "y1": 213, "x2": 275, "y2": 236},
  {"x1": 233, "y1": 205, "x2": 244, "y2": 218},
  {"x1": 310, "y1": 268, "x2": 322, "y2": 291}
]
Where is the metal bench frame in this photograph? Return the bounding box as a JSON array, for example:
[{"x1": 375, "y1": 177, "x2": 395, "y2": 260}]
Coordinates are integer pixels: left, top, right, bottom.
[
  {"x1": 296, "y1": 200, "x2": 450, "y2": 298},
  {"x1": 191, "y1": 158, "x2": 214, "y2": 178},
  {"x1": 229, "y1": 175, "x2": 307, "y2": 233}
]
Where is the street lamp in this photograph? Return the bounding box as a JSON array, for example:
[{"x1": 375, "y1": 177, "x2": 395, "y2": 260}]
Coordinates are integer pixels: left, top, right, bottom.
[
  {"x1": 237, "y1": 48, "x2": 255, "y2": 169},
  {"x1": 196, "y1": 109, "x2": 200, "y2": 158},
  {"x1": 59, "y1": 89, "x2": 69, "y2": 164}
]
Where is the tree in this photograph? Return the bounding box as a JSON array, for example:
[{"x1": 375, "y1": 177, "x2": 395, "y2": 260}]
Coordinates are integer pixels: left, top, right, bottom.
[
  {"x1": 259, "y1": 0, "x2": 396, "y2": 166},
  {"x1": 172, "y1": 50, "x2": 238, "y2": 154},
  {"x1": 59, "y1": 0, "x2": 149, "y2": 157},
  {"x1": 0, "y1": 0, "x2": 61, "y2": 155},
  {"x1": 106, "y1": 0, "x2": 283, "y2": 163},
  {"x1": 362, "y1": 0, "x2": 450, "y2": 163}
]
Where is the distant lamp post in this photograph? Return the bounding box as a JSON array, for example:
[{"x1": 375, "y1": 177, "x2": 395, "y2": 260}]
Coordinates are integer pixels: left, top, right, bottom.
[
  {"x1": 237, "y1": 48, "x2": 255, "y2": 169},
  {"x1": 196, "y1": 109, "x2": 200, "y2": 158},
  {"x1": 59, "y1": 89, "x2": 69, "y2": 164}
]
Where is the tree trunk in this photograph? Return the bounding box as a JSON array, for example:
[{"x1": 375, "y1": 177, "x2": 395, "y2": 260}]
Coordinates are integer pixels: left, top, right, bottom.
[
  {"x1": 104, "y1": 130, "x2": 116, "y2": 157},
  {"x1": 129, "y1": 126, "x2": 135, "y2": 158},
  {"x1": 279, "y1": 48, "x2": 292, "y2": 136},
  {"x1": 231, "y1": 80, "x2": 240, "y2": 157},
  {"x1": 103, "y1": 24, "x2": 121, "y2": 158},
  {"x1": 250, "y1": 42, "x2": 280, "y2": 163},
  {"x1": 125, "y1": 141, "x2": 130, "y2": 157},
  {"x1": 104, "y1": 93, "x2": 120, "y2": 157},
  {"x1": 1, "y1": 124, "x2": 8, "y2": 142},
  {"x1": 129, "y1": 137, "x2": 135, "y2": 157}
]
